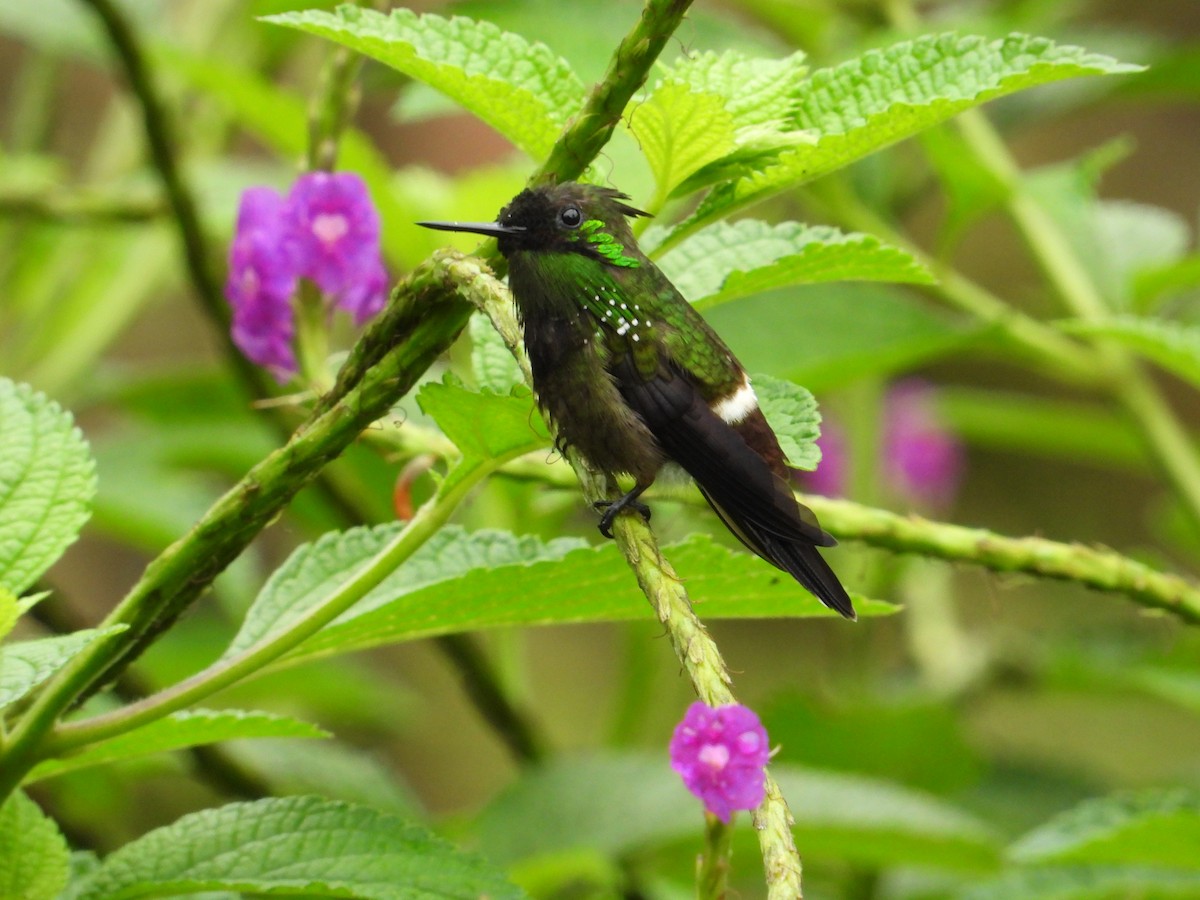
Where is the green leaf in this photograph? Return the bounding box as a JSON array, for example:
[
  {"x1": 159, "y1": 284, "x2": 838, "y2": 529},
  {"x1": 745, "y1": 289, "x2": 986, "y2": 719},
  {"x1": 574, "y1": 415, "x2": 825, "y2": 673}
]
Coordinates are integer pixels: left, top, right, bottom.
[
  {"x1": 626, "y1": 82, "x2": 736, "y2": 200},
  {"x1": 961, "y1": 865, "x2": 1200, "y2": 900},
  {"x1": 1010, "y1": 789, "x2": 1200, "y2": 870},
  {"x1": 1133, "y1": 253, "x2": 1200, "y2": 310},
  {"x1": 260, "y1": 529, "x2": 891, "y2": 671},
  {"x1": 0, "y1": 378, "x2": 96, "y2": 594},
  {"x1": 0, "y1": 626, "x2": 126, "y2": 710},
  {"x1": 469, "y1": 312, "x2": 524, "y2": 393},
  {"x1": 661, "y1": 50, "x2": 816, "y2": 196},
  {"x1": 65, "y1": 796, "x2": 523, "y2": 900},
  {"x1": 226, "y1": 524, "x2": 587, "y2": 658},
  {"x1": 774, "y1": 766, "x2": 1000, "y2": 870},
  {"x1": 668, "y1": 33, "x2": 1141, "y2": 243},
  {"x1": 0, "y1": 587, "x2": 17, "y2": 641},
  {"x1": 654, "y1": 219, "x2": 932, "y2": 309},
  {"x1": 1058, "y1": 316, "x2": 1200, "y2": 390},
  {"x1": 921, "y1": 125, "x2": 1010, "y2": 251},
  {"x1": 1026, "y1": 161, "x2": 1188, "y2": 309},
  {"x1": 26, "y1": 710, "x2": 328, "y2": 783},
  {"x1": 418, "y1": 378, "x2": 550, "y2": 463},
  {"x1": 0, "y1": 791, "x2": 70, "y2": 900},
  {"x1": 225, "y1": 740, "x2": 421, "y2": 818},
  {"x1": 264, "y1": 6, "x2": 582, "y2": 160},
  {"x1": 663, "y1": 49, "x2": 808, "y2": 132},
  {"x1": 477, "y1": 753, "x2": 998, "y2": 871},
  {"x1": 1092, "y1": 201, "x2": 1190, "y2": 307},
  {"x1": 704, "y1": 283, "x2": 973, "y2": 392},
  {"x1": 753, "y1": 374, "x2": 821, "y2": 470}
]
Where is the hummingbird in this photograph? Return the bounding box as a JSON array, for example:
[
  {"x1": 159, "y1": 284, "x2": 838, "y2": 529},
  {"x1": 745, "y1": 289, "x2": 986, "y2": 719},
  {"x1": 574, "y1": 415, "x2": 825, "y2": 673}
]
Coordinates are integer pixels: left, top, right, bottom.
[{"x1": 419, "y1": 182, "x2": 855, "y2": 619}]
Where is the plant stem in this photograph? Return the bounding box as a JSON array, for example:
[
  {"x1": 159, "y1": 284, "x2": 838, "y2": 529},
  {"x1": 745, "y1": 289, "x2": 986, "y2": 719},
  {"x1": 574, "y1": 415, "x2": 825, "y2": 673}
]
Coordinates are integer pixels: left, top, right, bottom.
[
  {"x1": 956, "y1": 110, "x2": 1200, "y2": 536},
  {"x1": 802, "y1": 177, "x2": 1103, "y2": 387},
  {"x1": 46, "y1": 446, "x2": 508, "y2": 756},
  {"x1": 698, "y1": 814, "x2": 733, "y2": 899},
  {"x1": 471, "y1": 262, "x2": 806, "y2": 900},
  {"x1": 306, "y1": 44, "x2": 362, "y2": 173},
  {"x1": 0, "y1": 251, "x2": 484, "y2": 800},
  {"x1": 804, "y1": 493, "x2": 1200, "y2": 623}
]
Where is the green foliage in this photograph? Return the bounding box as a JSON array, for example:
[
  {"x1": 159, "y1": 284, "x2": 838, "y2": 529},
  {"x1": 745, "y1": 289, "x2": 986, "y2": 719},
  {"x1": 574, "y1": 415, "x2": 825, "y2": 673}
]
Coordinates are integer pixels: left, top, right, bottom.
[
  {"x1": 706, "y1": 283, "x2": 974, "y2": 390},
  {"x1": 0, "y1": 588, "x2": 17, "y2": 641},
  {"x1": 654, "y1": 219, "x2": 932, "y2": 309},
  {"x1": 753, "y1": 374, "x2": 822, "y2": 470},
  {"x1": 469, "y1": 312, "x2": 524, "y2": 392},
  {"x1": 264, "y1": 6, "x2": 582, "y2": 160},
  {"x1": 1010, "y1": 789, "x2": 1200, "y2": 869},
  {"x1": 666, "y1": 32, "x2": 1140, "y2": 244},
  {"x1": 0, "y1": 1, "x2": 1194, "y2": 898},
  {"x1": 63, "y1": 796, "x2": 523, "y2": 900},
  {"x1": 0, "y1": 378, "x2": 96, "y2": 594},
  {"x1": 0, "y1": 791, "x2": 69, "y2": 900},
  {"x1": 0, "y1": 626, "x2": 126, "y2": 710},
  {"x1": 1059, "y1": 315, "x2": 1200, "y2": 389},
  {"x1": 26, "y1": 710, "x2": 329, "y2": 782},
  {"x1": 626, "y1": 82, "x2": 736, "y2": 202},
  {"x1": 228, "y1": 525, "x2": 893, "y2": 670},
  {"x1": 477, "y1": 753, "x2": 999, "y2": 870},
  {"x1": 415, "y1": 376, "x2": 551, "y2": 494}
]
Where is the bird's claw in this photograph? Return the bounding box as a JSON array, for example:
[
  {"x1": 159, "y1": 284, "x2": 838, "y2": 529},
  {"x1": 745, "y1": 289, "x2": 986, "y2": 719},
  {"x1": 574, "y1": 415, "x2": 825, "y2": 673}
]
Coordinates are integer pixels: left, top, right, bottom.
[{"x1": 594, "y1": 497, "x2": 652, "y2": 538}]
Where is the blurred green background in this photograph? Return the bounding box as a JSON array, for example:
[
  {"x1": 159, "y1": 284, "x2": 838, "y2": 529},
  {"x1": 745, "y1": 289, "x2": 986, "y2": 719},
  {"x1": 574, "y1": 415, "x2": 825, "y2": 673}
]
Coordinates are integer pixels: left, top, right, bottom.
[{"x1": 3, "y1": 0, "x2": 1200, "y2": 896}]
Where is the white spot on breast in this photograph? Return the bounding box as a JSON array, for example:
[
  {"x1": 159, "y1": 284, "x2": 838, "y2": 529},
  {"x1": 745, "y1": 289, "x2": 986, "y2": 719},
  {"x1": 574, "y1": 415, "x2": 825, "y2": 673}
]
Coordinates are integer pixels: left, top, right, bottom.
[{"x1": 711, "y1": 375, "x2": 758, "y2": 425}]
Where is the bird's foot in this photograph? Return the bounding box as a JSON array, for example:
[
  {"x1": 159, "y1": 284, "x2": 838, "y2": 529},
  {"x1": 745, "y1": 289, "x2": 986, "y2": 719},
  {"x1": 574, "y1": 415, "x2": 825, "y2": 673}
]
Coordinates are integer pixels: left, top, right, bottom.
[{"x1": 594, "y1": 494, "x2": 652, "y2": 538}]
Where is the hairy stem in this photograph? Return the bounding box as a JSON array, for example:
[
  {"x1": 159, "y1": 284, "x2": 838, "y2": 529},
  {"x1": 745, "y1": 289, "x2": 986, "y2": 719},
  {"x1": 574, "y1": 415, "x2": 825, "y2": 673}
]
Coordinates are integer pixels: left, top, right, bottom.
[
  {"x1": 534, "y1": 0, "x2": 693, "y2": 186},
  {"x1": 471, "y1": 261, "x2": 806, "y2": 900},
  {"x1": 805, "y1": 494, "x2": 1200, "y2": 623}
]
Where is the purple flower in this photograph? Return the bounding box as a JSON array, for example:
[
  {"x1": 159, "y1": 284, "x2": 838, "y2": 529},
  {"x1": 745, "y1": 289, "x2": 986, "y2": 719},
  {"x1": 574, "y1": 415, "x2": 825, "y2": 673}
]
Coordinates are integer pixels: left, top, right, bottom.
[
  {"x1": 806, "y1": 420, "x2": 847, "y2": 498},
  {"x1": 669, "y1": 702, "x2": 770, "y2": 823},
  {"x1": 802, "y1": 380, "x2": 963, "y2": 508},
  {"x1": 225, "y1": 173, "x2": 389, "y2": 380},
  {"x1": 226, "y1": 188, "x2": 298, "y2": 379},
  {"x1": 337, "y1": 255, "x2": 390, "y2": 325},
  {"x1": 883, "y1": 379, "x2": 963, "y2": 509},
  {"x1": 285, "y1": 171, "x2": 385, "y2": 306}
]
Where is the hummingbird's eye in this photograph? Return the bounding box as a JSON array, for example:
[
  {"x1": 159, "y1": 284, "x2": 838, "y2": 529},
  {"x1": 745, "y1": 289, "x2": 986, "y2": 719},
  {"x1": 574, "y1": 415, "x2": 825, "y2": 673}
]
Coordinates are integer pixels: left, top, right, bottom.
[{"x1": 559, "y1": 206, "x2": 583, "y2": 229}]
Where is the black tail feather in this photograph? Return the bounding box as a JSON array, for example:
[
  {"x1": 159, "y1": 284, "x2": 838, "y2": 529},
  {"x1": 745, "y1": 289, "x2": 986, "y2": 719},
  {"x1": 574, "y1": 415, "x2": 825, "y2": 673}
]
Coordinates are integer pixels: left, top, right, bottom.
[
  {"x1": 702, "y1": 488, "x2": 856, "y2": 620},
  {"x1": 620, "y1": 363, "x2": 855, "y2": 619}
]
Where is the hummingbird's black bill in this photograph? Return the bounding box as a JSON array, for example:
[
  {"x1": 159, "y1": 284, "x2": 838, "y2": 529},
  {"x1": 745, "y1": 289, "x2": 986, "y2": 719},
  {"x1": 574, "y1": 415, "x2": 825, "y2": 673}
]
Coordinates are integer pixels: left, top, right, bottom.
[{"x1": 417, "y1": 220, "x2": 526, "y2": 238}]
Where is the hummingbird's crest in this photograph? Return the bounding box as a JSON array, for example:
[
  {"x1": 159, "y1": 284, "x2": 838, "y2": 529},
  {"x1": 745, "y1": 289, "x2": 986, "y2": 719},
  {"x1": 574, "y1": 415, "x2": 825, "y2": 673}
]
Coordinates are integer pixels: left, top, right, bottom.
[{"x1": 495, "y1": 184, "x2": 650, "y2": 266}]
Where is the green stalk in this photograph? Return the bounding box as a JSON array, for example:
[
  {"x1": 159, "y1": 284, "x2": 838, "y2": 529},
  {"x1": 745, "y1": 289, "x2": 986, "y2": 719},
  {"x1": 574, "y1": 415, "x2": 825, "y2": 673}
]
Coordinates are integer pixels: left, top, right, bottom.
[
  {"x1": 805, "y1": 493, "x2": 1200, "y2": 623},
  {"x1": 801, "y1": 177, "x2": 1103, "y2": 387},
  {"x1": 955, "y1": 111, "x2": 1200, "y2": 535},
  {"x1": 698, "y1": 814, "x2": 733, "y2": 899},
  {"x1": 46, "y1": 448, "x2": 509, "y2": 756}
]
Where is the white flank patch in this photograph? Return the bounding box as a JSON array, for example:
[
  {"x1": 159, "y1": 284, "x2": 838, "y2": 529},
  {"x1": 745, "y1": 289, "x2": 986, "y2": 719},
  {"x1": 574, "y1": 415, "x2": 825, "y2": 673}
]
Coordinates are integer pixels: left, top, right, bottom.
[{"x1": 712, "y1": 377, "x2": 758, "y2": 425}]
